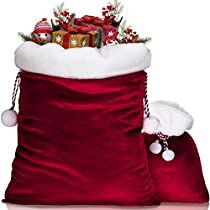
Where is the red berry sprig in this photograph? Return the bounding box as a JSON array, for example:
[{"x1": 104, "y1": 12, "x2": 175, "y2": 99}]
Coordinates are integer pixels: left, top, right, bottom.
[
  {"x1": 102, "y1": 6, "x2": 117, "y2": 24},
  {"x1": 121, "y1": 28, "x2": 140, "y2": 43},
  {"x1": 53, "y1": 3, "x2": 74, "y2": 30}
]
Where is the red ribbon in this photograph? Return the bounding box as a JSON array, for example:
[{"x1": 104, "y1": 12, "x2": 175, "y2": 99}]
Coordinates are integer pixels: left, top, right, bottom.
[
  {"x1": 76, "y1": 15, "x2": 105, "y2": 27},
  {"x1": 67, "y1": 25, "x2": 95, "y2": 34}
]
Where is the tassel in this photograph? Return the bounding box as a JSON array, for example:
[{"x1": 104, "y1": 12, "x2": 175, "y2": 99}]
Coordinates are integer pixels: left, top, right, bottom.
[
  {"x1": 149, "y1": 140, "x2": 162, "y2": 154},
  {"x1": 161, "y1": 139, "x2": 175, "y2": 161},
  {"x1": 149, "y1": 132, "x2": 175, "y2": 162},
  {"x1": 1, "y1": 71, "x2": 21, "y2": 127},
  {"x1": 143, "y1": 116, "x2": 160, "y2": 134}
]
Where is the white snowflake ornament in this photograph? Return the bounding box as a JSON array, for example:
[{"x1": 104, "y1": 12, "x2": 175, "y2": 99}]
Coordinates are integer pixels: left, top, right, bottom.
[
  {"x1": 108, "y1": 31, "x2": 114, "y2": 38},
  {"x1": 82, "y1": 40, "x2": 87, "y2": 47},
  {"x1": 71, "y1": 39, "x2": 77, "y2": 46},
  {"x1": 56, "y1": 36, "x2": 62, "y2": 43}
]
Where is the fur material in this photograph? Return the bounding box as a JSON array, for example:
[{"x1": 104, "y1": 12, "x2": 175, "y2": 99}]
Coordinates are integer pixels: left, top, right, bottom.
[
  {"x1": 149, "y1": 101, "x2": 194, "y2": 136},
  {"x1": 143, "y1": 116, "x2": 160, "y2": 134},
  {"x1": 15, "y1": 42, "x2": 151, "y2": 79},
  {"x1": 1, "y1": 109, "x2": 18, "y2": 127}
]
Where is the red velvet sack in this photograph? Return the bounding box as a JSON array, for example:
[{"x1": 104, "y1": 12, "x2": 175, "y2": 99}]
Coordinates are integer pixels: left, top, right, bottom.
[
  {"x1": 4, "y1": 70, "x2": 159, "y2": 206},
  {"x1": 144, "y1": 132, "x2": 209, "y2": 203}
]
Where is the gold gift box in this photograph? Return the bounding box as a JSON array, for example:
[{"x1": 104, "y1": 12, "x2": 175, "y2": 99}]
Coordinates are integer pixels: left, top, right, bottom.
[{"x1": 52, "y1": 30, "x2": 97, "y2": 49}]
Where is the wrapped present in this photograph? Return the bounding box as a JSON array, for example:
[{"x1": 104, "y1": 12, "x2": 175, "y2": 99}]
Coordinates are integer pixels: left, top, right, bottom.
[
  {"x1": 52, "y1": 30, "x2": 69, "y2": 47},
  {"x1": 102, "y1": 24, "x2": 118, "y2": 43},
  {"x1": 52, "y1": 26, "x2": 98, "y2": 49},
  {"x1": 76, "y1": 15, "x2": 118, "y2": 44}
]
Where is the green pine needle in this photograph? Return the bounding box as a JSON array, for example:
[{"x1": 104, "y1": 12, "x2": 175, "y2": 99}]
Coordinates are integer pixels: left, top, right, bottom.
[
  {"x1": 18, "y1": 32, "x2": 32, "y2": 42},
  {"x1": 139, "y1": 37, "x2": 152, "y2": 44},
  {"x1": 96, "y1": 28, "x2": 103, "y2": 49}
]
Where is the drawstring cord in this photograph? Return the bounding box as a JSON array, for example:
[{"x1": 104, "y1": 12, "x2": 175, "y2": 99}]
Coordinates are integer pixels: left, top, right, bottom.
[
  {"x1": 144, "y1": 73, "x2": 175, "y2": 161},
  {"x1": 1, "y1": 71, "x2": 21, "y2": 127},
  {"x1": 144, "y1": 73, "x2": 150, "y2": 118},
  {"x1": 10, "y1": 71, "x2": 21, "y2": 111}
]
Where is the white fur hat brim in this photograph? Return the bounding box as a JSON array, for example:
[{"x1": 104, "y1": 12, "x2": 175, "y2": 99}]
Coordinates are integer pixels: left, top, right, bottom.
[{"x1": 149, "y1": 101, "x2": 194, "y2": 136}]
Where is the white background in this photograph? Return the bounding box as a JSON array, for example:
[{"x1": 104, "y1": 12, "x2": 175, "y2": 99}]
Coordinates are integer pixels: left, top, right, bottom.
[{"x1": 0, "y1": 0, "x2": 209, "y2": 210}]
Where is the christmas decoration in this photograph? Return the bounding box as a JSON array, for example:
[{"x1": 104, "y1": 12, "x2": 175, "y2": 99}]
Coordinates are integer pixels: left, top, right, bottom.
[
  {"x1": 18, "y1": 18, "x2": 52, "y2": 45},
  {"x1": 96, "y1": 28, "x2": 103, "y2": 48},
  {"x1": 2, "y1": 0, "x2": 209, "y2": 206},
  {"x1": 52, "y1": 26, "x2": 98, "y2": 49},
  {"x1": 162, "y1": 149, "x2": 175, "y2": 162},
  {"x1": 149, "y1": 140, "x2": 162, "y2": 154},
  {"x1": 102, "y1": 0, "x2": 124, "y2": 26},
  {"x1": 118, "y1": 20, "x2": 151, "y2": 44},
  {"x1": 75, "y1": 15, "x2": 119, "y2": 45},
  {"x1": 18, "y1": 32, "x2": 33, "y2": 42},
  {"x1": 53, "y1": 2, "x2": 75, "y2": 30},
  {"x1": 143, "y1": 116, "x2": 160, "y2": 134},
  {"x1": 1, "y1": 109, "x2": 17, "y2": 127},
  {"x1": 17, "y1": 1, "x2": 151, "y2": 48},
  {"x1": 32, "y1": 18, "x2": 53, "y2": 44}
]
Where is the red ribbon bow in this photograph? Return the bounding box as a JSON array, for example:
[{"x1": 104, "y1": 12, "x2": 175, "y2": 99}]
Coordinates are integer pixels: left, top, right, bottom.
[
  {"x1": 76, "y1": 15, "x2": 105, "y2": 27},
  {"x1": 67, "y1": 25, "x2": 94, "y2": 34}
]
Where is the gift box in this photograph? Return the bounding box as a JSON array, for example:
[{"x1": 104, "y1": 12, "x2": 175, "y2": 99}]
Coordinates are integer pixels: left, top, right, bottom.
[
  {"x1": 52, "y1": 30, "x2": 68, "y2": 47},
  {"x1": 52, "y1": 27, "x2": 97, "y2": 49},
  {"x1": 76, "y1": 15, "x2": 118, "y2": 44}
]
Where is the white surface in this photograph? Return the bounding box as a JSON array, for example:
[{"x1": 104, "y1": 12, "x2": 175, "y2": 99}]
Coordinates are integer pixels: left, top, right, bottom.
[
  {"x1": 15, "y1": 42, "x2": 151, "y2": 79},
  {"x1": 0, "y1": 0, "x2": 210, "y2": 210},
  {"x1": 149, "y1": 101, "x2": 194, "y2": 136}
]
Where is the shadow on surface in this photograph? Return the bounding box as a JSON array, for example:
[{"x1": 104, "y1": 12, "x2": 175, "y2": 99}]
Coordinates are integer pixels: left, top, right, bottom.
[{"x1": 6, "y1": 203, "x2": 209, "y2": 210}]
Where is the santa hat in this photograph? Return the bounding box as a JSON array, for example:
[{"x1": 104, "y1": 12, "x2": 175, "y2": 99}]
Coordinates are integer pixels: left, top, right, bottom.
[{"x1": 33, "y1": 18, "x2": 52, "y2": 34}]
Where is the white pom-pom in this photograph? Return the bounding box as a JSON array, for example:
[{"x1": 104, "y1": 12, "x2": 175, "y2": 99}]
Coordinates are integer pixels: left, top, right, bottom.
[
  {"x1": 143, "y1": 116, "x2": 160, "y2": 134},
  {"x1": 162, "y1": 149, "x2": 175, "y2": 161},
  {"x1": 1, "y1": 109, "x2": 18, "y2": 127},
  {"x1": 149, "y1": 140, "x2": 162, "y2": 154}
]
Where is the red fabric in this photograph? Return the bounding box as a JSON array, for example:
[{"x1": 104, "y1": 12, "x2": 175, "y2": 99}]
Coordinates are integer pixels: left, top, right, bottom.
[
  {"x1": 4, "y1": 71, "x2": 159, "y2": 206},
  {"x1": 144, "y1": 132, "x2": 209, "y2": 203},
  {"x1": 75, "y1": 15, "x2": 118, "y2": 43}
]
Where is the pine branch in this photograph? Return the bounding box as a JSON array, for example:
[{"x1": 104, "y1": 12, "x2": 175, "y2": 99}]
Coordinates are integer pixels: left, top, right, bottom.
[
  {"x1": 106, "y1": 0, "x2": 124, "y2": 21},
  {"x1": 18, "y1": 32, "x2": 32, "y2": 42},
  {"x1": 69, "y1": 13, "x2": 76, "y2": 27},
  {"x1": 54, "y1": 2, "x2": 69, "y2": 19},
  {"x1": 118, "y1": 5, "x2": 124, "y2": 13},
  {"x1": 31, "y1": 32, "x2": 37, "y2": 39},
  {"x1": 96, "y1": 28, "x2": 103, "y2": 49},
  {"x1": 139, "y1": 37, "x2": 152, "y2": 44}
]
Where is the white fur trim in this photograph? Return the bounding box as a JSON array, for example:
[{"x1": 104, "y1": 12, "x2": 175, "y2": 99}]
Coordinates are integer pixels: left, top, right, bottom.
[
  {"x1": 14, "y1": 42, "x2": 151, "y2": 79},
  {"x1": 149, "y1": 101, "x2": 194, "y2": 136}
]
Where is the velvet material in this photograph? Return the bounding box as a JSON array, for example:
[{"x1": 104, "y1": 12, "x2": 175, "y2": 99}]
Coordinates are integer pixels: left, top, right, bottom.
[
  {"x1": 144, "y1": 132, "x2": 209, "y2": 203},
  {"x1": 4, "y1": 70, "x2": 159, "y2": 206}
]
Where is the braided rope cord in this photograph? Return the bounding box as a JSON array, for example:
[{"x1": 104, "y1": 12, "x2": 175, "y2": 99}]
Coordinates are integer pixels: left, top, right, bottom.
[
  {"x1": 144, "y1": 73, "x2": 170, "y2": 141},
  {"x1": 144, "y1": 72, "x2": 150, "y2": 118},
  {"x1": 10, "y1": 71, "x2": 22, "y2": 110},
  {"x1": 157, "y1": 132, "x2": 169, "y2": 146}
]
